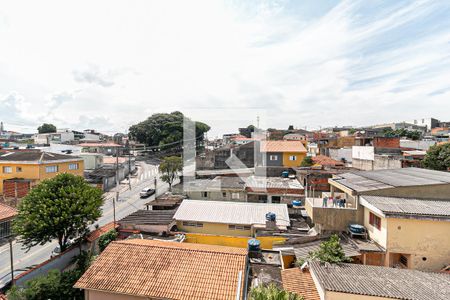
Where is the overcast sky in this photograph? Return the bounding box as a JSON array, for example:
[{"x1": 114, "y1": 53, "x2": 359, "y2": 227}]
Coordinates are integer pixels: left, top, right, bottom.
[{"x1": 1, "y1": 0, "x2": 450, "y2": 137}]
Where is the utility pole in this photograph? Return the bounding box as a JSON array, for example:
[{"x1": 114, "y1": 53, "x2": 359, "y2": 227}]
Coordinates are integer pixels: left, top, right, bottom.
[
  {"x1": 9, "y1": 236, "x2": 14, "y2": 286},
  {"x1": 127, "y1": 141, "x2": 131, "y2": 190},
  {"x1": 154, "y1": 177, "x2": 157, "y2": 197},
  {"x1": 114, "y1": 147, "x2": 119, "y2": 226}
]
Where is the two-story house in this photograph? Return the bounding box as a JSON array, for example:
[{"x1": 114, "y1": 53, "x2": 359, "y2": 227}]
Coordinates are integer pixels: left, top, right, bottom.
[{"x1": 259, "y1": 140, "x2": 307, "y2": 168}]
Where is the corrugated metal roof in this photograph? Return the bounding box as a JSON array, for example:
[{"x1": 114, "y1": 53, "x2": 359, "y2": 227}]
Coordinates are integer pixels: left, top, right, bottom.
[
  {"x1": 119, "y1": 210, "x2": 176, "y2": 225},
  {"x1": 293, "y1": 239, "x2": 360, "y2": 260},
  {"x1": 245, "y1": 176, "x2": 304, "y2": 190},
  {"x1": 334, "y1": 167, "x2": 450, "y2": 192},
  {"x1": 311, "y1": 261, "x2": 450, "y2": 300},
  {"x1": 360, "y1": 196, "x2": 450, "y2": 218},
  {"x1": 174, "y1": 200, "x2": 290, "y2": 227}
]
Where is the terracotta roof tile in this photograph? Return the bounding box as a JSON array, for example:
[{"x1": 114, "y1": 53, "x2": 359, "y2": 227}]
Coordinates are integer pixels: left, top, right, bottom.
[
  {"x1": 260, "y1": 141, "x2": 307, "y2": 153},
  {"x1": 75, "y1": 240, "x2": 247, "y2": 299},
  {"x1": 0, "y1": 203, "x2": 17, "y2": 221},
  {"x1": 312, "y1": 155, "x2": 344, "y2": 167},
  {"x1": 282, "y1": 268, "x2": 320, "y2": 300},
  {"x1": 86, "y1": 222, "x2": 118, "y2": 242}
]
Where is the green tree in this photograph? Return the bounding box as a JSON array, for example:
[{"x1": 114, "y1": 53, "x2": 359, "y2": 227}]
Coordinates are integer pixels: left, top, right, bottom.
[
  {"x1": 37, "y1": 123, "x2": 57, "y2": 134},
  {"x1": 13, "y1": 173, "x2": 103, "y2": 252},
  {"x1": 128, "y1": 111, "x2": 210, "y2": 147},
  {"x1": 249, "y1": 284, "x2": 303, "y2": 300},
  {"x1": 159, "y1": 156, "x2": 183, "y2": 191},
  {"x1": 300, "y1": 156, "x2": 314, "y2": 167},
  {"x1": 423, "y1": 143, "x2": 450, "y2": 171},
  {"x1": 7, "y1": 251, "x2": 93, "y2": 300},
  {"x1": 300, "y1": 234, "x2": 352, "y2": 264},
  {"x1": 98, "y1": 229, "x2": 118, "y2": 252}
]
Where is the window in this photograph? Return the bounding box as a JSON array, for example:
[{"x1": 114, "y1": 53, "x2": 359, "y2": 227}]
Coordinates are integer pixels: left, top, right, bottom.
[
  {"x1": 201, "y1": 191, "x2": 208, "y2": 198},
  {"x1": 2, "y1": 166, "x2": 12, "y2": 174},
  {"x1": 69, "y1": 163, "x2": 79, "y2": 170},
  {"x1": 271, "y1": 196, "x2": 281, "y2": 204},
  {"x1": 182, "y1": 221, "x2": 203, "y2": 228},
  {"x1": 16, "y1": 167, "x2": 22, "y2": 172},
  {"x1": 269, "y1": 155, "x2": 278, "y2": 161},
  {"x1": 222, "y1": 192, "x2": 227, "y2": 198},
  {"x1": 289, "y1": 155, "x2": 297, "y2": 161},
  {"x1": 0, "y1": 220, "x2": 11, "y2": 239},
  {"x1": 369, "y1": 212, "x2": 381, "y2": 230},
  {"x1": 228, "y1": 224, "x2": 251, "y2": 231},
  {"x1": 45, "y1": 165, "x2": 58, "y2": 173},
  {"x1": 400, "y1": 255, "x2": 408, "y2": 267},
  {"x1": 231, "y1": 192, "x2": 240, "y2": 199}
]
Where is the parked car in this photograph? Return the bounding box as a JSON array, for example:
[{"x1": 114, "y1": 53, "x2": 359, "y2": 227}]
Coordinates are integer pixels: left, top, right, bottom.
[
  {"x1": 50, "y1": 239, "x2": 75, "y2": 258},
  {"x1": 140, "y1": 187, "x2": 155, "y2": 198}
]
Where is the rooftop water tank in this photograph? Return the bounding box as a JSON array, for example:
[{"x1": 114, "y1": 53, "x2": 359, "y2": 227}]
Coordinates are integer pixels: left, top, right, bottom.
[
  {"x1": 292, "y1": 200, "x2": 302, "y2": 208},
  {"x1": 281, "y1": 171, "x2": 289, "y2": 178},
  {"x1": 266, "y1": 212, "x2": 276, "y2": 222},
  {"x1": 248, "y1": 239, "x2": 261, "y2": 252}
]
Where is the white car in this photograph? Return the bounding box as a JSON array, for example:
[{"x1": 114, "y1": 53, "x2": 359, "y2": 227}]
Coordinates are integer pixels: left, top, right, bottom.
[{"x1": 140, "y1": 188, "x2": 155, "y2": 198}]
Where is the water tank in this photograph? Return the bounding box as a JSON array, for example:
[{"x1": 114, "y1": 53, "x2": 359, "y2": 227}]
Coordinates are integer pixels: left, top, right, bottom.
[
  {"x1": 292, "y1": 200, "x2": 302, "y2": 208},
  {"x1": 281, "y1": 171, "x2": 289, "y2": 178},
  {"x1": 248, "y1": 239, "x2": 261, "y2": 252},
  {"x1": 266, "y1": 212, "x2": 276, "y2": 222}
]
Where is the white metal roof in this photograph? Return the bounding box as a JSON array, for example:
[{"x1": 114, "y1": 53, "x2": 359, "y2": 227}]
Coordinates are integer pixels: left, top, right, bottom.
[{"x1": 174, "y1": 200, "x2": 290, "y2": 227}]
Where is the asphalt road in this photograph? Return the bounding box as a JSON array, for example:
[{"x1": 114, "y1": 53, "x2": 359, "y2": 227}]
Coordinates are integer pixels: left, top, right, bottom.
[{"x1": 0, "y1": 161, "x2": 173, "y2": 289}]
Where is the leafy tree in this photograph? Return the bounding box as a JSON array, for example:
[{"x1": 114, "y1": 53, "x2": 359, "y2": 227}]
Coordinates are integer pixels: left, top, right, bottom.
[
  {"x1": 37, "y1": 123, "x2": 57, "y2": 134},
  {"x1": 98, "y1": 229, "x2": 118, "y2": 252},
  {"x1": 249, "y1": 284, "x2": 303, "y2": 300},
  {"x1": 128, "y1": 111, "x2": 210, "y2": 147},
  {"x1": 299, "y1": 234, "x2": 352, "y2": 264},
  {"x1": 423, "y1": 143, "x2": 450, "y2": 171},
  {"x1": 159, "y1": 156, "x2": 183, "y2": 191},
  {"x1": 239, "y1": 125, "x2": 256, "y2": 138},
  {"x1": 300, "y1": 156, "x2": 314, "y2": 167},
  {"x1": 13, "y1": 173, "x2": 103, "y2": 252},
  {"x1": 7, "y1": 251, "x2": 93, "y2": 300}
]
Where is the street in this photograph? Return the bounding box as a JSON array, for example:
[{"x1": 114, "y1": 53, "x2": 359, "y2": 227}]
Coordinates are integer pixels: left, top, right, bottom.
[{"x1": 0, "y1": 161, "x2": 172, "y2": 289}]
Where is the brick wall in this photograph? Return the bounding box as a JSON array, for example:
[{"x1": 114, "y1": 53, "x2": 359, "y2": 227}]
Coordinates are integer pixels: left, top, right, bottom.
[
  {"x1": 373, "y1": 137, "x2": 400, "y2": 148},
  {"x1": 3, "y1": 180, "x2": 31, "y2": 198}
]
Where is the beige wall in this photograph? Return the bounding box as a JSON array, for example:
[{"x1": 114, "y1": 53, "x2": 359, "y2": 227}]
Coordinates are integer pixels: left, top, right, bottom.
[
  {"x1": 186, "y1": 190, "x2": 246, "y2": 202},
  {"x1": 176, "y1": 220, "x2": 253, "y2": 237},
  {"x1": 326, "y1": 291, "x2": 394, "y2": 300},
  {"x1": 86, "y1": 290, "x2": 146, "y2": 300},
  {"x1": 386, "y1": 217, "x2": 450, "y2": 271},
  {"x1": 364, "y1": 207, "x2": 387, "y2": 249}
]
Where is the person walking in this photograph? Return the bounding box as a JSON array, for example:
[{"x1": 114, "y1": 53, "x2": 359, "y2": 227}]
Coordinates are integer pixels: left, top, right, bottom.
[{"x1": 322, "y1": 196, "x2": 328, "y2": 207}]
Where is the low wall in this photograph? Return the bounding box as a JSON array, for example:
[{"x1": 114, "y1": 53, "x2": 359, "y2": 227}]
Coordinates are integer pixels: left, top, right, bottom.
[{"x1": 184, "y1": 233, "x2": 286, "y2": 249}]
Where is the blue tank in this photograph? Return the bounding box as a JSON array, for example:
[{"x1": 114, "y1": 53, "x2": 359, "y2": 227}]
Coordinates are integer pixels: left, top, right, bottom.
[
  {"x1": 292, "y1": 200, "x2": 302, "y2": 207},
  {"x1": 281, "y1": 171, "x2": 289, "y2": 178},
  {"x1": 248, "y1": 239, "x2": 261, "y2": 252},
  {"x1": 266, "y1": 212, "x2": 276, "y2": 222}
]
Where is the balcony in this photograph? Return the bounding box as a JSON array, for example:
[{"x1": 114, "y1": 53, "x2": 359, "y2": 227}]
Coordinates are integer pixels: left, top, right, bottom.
[{"x1": 306, "y1": 192, "x2": 357, "y2": 209}]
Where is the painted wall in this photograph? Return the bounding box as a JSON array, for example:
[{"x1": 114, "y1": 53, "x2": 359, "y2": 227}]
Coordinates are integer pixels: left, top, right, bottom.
[
  {"x1": 0, "y1": 160, "x2": 84, "y2": 194},
  {"x1": 184, "y1": 233, "x2": 286, "y2": 249},
  {"x1": 363, "y1": 207, "x2": 387, "y2": 249},
  {"x1": 266, "y1": 152, "x2": 283, "y2": 167},
  {"x1": 386, "y1": 217, "x2": 450, "y2": 271},
  {"x1": 177, "y1": 221, "x2": 253, "y2": 237},
  {"x1": 352, "y1": 146, "x2": 375, "y2": 161},
  {"x1": 186, "y1": 190, "x2": 246, "y2": 202},
  {"x1": 85, "y1": 290, "x2": 146, "y2": 300},
  {"x1": 282, "y1": 152, "x2": 306, "y2": 167}
]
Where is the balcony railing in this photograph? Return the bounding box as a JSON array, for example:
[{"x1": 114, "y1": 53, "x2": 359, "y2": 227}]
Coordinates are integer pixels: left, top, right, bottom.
[{"x1": 306, "y1": 196, "x2": 357, "y2": 209}]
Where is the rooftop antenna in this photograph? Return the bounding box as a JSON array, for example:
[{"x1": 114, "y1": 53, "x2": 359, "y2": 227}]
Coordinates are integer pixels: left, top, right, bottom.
[{"x1": 256, "y1": 115, "x2": 260, "y2": 129}]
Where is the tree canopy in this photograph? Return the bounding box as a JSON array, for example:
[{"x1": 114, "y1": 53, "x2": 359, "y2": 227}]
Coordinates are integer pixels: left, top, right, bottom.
[
  {"x1": 13, "y1": 173, "x2": 103, "y2": 252},
  {"x1": 382, "y1": 128, "x2": 421, "y2": 140},
  {"x1": 128, "y1": 111, "x2": 210, "y2": 147},
  {"x1": 37, "y1": 123, "x2": 57, "y2": 134},
  {"x1": 299, "y1": 234, "x2": 352, "y2": 264},
  {"x1": 159, "y1": 156, "x2": 183, "y2": 191},
  {"x1": 300, "y1": 156, "x2": 314, "y2": 167},
  {"x1": 422, "y1": 143, "x2": 450, "y2": 171},
  {"x1": 98, "y1": 229, "x2": 118, "y2": 252},
  {"x1": 249, "y1": 284, "x2": 303, "y2": 300}
]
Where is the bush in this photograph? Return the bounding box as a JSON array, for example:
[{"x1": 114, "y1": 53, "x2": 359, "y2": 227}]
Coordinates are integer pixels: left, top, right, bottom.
[
  {"x1": 249, "y1": 284, "x2": 303, "y2": 300},
  {"x1": 98, "y1": 229, "x2": 118, "y2": 252}
]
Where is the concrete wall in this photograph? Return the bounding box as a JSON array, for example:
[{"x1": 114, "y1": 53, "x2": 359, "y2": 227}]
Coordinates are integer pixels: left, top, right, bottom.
[
  {"x1": 351, "y1": 158, "x2": 373, "y2": 171},
  {"x1": 386, "y1": 217, "x2": 450, "y2": 271},
  {"x1": 400, "y1": 139, "x2": 436, "y2": 151},
  {"x1": 352, "y1": 146, "x2": 374, "y2": 161},
  {"x1": 184, "y1": 233, "x2": 286, "y2": 249},
  {"x1": 352, "y1": 155, "x2": 402, "y2": 171},
  {"x1": 329, "y1": 148, "x2": 352, "y2": 163},
  {"x1": 364, "y1": 207, "x2": 387, "y2": 249},
  {"x1": 176, "y1": 221, "x2": 253, "y2": 237},
  {"x1": 186, "y1": 190, "x2": 246, "y2": 202},
  {"x1": 266, "y1": 152, "x2": 283, "y2": 166}
]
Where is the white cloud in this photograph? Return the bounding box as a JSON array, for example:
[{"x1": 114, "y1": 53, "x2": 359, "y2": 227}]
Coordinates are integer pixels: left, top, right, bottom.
[{"x1": 0, "y1": 0, "x2": 449, "y2": 136}]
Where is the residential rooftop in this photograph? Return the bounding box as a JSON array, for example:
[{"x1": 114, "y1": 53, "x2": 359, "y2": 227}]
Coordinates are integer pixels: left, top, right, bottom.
[
  {"x1": 0, "y1": 150, "x2": 81, "y2": 163},
  {"x1": 78, "y1": 142, "x2": 120, "y2": 147},
  {"x1": 185, "y1": 176, "x2": 246, "y2": 191},
  {"x1": 86, "y1": 222, "x2": 118, "y2": 243},
  {"x1": 119, "y1": 210, "x2": 176, "y2": 226},
  {"x1": 245, "y1": 176, "x2": 304, "y2": 194},
  {"x1": 260, "y1": 140, "x2": 307, "y2": 153},
  {"x1": 173, "y1": 199, "x2": 290, "y2": 228},
  {"x1": 332, "y1": 167, "x2": 450, "y2": 192},
  {"x1": 310, "y1": 261, "x2": 450, "y2": 300},
  {"x1": 282, "y1": 268, "x2": 320, "y2": 300},
  {"x1": 74, "y1": 239, "x2": 247, "y2": 300},
  {"x1": 0, "y1": 203, "x2": 17, "y2": 221},
  {"x1": 195, "y1": 167, "x2": 254, "y2": 177},
  {"x1": 360, "y1": 195, "x2": 450, "y2": 219}
]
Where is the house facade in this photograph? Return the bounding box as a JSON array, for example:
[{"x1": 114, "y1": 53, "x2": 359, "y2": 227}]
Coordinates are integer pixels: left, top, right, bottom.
[{"x1": 259, "y1": 140, "x2": 307, "y2": 168}]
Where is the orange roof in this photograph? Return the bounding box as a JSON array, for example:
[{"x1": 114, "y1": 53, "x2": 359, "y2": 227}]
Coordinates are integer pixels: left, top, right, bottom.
[
  {"x1": 312, "y1": 155, "x2": 344, "y2": 167},
  {"x1": 0, "y1": 203, "x2": 17, "y2": 221},
  {"x1": 102, "y1": 156, "x2": 128, "y2": 164},
  {"x1": 282, "y1": 268, "x2": 320, "y2": 300},
  {"x1": 86, "y1": 222, "x2": 118, "y2": 242},
  {"x1": 260, "y1": 140, "x2": 307, "y2": 153},
  {"x1": 75, "y1": 239, "x2": 247, "y2": 299}
]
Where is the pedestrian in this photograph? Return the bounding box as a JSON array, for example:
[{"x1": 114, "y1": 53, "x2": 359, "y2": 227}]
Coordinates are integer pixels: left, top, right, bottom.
[
  {"x1": 322, "y1": 196, "x2": 328, "y2": 207},
  {"x1": 342, "y1": 198, "x2": 347, "y2": 208},
  {"x1": 333, "y1": 196, "x2": 339, "y2": 207}
]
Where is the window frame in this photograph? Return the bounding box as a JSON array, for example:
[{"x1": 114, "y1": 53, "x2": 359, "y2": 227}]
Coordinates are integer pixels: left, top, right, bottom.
[
  {"x1": 45, "y1": 165, "x2": 58, "y2": 173},
  {"x1": 201, "y1": 191, "x2": 208, "y2": 198},
  {"x1": 2, "y1": 166, "x2": 12, "y2": 174},
  {"x1": 369, "y1": 212, "x2": 381, "y2": 230},
  {"x1": 269, "y1": 155, "x2": 278, "y2": 161},
  {"x1": 289, "y1": 155, "x2": 297, "y2": 161},
  {"x1": 182, "y1": 221, "x2": 203, "y2": 228},
  {"x1": 16, "y1": 166, "x2": 22, "y2": 172},
  {"x1": 68, "y1": 163, "x2": 79, "y2": 170}
]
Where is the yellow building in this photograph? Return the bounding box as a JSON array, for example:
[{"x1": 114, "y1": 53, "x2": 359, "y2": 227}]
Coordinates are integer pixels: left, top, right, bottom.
[
  {"x1": 260, "y1": 140, "x2": 307, "y2": 168},
  {"x1": 173, "y1": 199, "x2": 290, "y2": 237},
  {"x1": 360, "y1": 195, "x2": 450, "y2": 271},
  {"x1": 0, "y1": 150, "x2": 84, "y2": 197},
  {"x1": 283, "y1": 261, "x2": 450, "y2": 300}
]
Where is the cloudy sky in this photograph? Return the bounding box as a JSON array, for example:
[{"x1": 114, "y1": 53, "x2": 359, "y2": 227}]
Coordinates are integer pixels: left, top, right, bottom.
[{"x1": 1, "y1": 0, "x2": 450, "y2": 137}]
